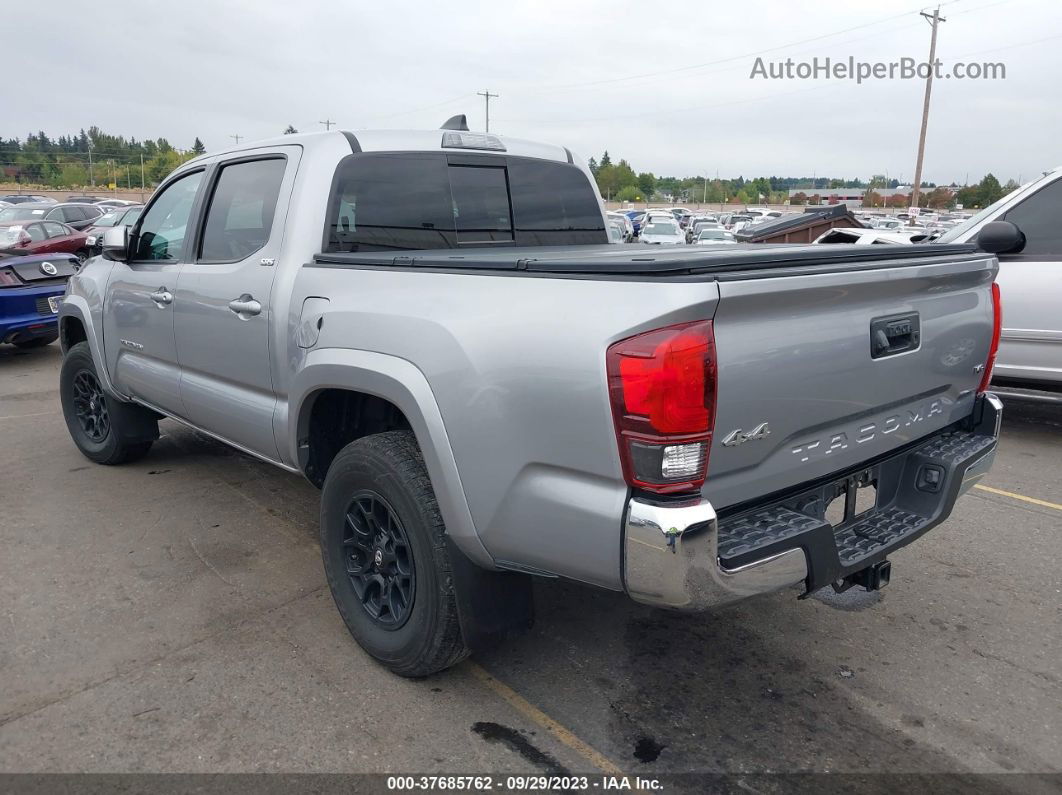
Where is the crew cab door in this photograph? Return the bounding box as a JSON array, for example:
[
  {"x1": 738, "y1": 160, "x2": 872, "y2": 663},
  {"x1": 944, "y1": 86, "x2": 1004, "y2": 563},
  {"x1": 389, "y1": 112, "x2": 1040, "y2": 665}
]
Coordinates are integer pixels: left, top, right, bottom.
[
  {"x1": 173, "y1": 149, "x2": 298, "y2": 460},
  {"x1": 102, "y1": 169, "x2": 206, "y2": 413},
  {"x1": 992, "y1": 177, "x2": 1062, "y2": 384}
]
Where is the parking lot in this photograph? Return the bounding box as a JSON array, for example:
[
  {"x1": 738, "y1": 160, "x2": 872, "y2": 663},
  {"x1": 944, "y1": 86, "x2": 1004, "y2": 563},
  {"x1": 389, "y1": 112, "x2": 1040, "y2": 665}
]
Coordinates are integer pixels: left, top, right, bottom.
[{"x1": 1, "y1": 343, "x2": 1060, "y2": 783}]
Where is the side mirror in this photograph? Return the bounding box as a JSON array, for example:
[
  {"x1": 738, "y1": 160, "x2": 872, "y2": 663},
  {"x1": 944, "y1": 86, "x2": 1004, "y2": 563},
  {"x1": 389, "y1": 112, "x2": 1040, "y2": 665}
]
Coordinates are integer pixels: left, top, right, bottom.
[
  {"x1": 101, "y1": 226, "x2": 129, "y2": 262},
  {"x1": 976, "y1": 221, "x2": 1025, "y2": 255}
]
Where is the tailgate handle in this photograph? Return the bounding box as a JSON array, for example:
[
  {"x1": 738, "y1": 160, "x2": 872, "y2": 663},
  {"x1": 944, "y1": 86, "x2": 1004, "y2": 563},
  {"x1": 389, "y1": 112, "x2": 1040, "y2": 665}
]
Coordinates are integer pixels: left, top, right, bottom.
[{"x1": 871, "y1": 313, "x2": 920, "y2": 359}]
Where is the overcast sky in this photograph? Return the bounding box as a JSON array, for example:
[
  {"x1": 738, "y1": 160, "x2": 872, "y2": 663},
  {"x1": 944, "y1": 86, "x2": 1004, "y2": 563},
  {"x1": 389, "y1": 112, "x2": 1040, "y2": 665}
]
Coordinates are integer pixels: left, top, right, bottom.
[{"x1": 12, "y1": 0, "x2": 1060, "y2": 184}]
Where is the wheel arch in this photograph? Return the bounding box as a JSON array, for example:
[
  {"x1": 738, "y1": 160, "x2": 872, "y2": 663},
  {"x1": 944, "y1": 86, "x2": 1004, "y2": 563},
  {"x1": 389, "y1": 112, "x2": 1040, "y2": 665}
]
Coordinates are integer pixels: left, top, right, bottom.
[
  {"x1": 58, "y1": 297, "x2": 122, "y2": 398},
  {"x1": 289, "y1": 348, "x2": 493, "y2": 568}
]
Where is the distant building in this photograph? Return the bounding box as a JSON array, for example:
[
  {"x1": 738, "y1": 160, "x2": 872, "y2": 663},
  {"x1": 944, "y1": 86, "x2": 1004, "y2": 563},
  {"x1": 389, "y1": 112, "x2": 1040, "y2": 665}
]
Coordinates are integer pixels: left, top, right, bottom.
[{"x1": 787, "y1": 185, "x2": 953, "y2": 209}]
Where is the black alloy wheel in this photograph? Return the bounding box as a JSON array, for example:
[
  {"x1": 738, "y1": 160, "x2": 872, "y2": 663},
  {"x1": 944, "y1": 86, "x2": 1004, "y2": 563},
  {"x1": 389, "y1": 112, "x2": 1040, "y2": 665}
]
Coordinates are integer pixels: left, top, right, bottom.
[
  {"x1": 343, "y1": 492, "x2": 415, "y2": 629},
  {"x1": 71, "y1": 370, "x2": 109, "y2": 443}
]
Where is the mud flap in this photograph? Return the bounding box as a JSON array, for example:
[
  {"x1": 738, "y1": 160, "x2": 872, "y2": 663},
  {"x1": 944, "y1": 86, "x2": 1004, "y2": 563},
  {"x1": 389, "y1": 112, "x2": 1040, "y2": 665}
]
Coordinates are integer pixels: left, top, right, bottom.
[
  {"x1": 446, "y1": 537, "x2": 534, "y2": 652},
  {"x1": 105, "y1": 395, "x2": 161, "y2": 443}
]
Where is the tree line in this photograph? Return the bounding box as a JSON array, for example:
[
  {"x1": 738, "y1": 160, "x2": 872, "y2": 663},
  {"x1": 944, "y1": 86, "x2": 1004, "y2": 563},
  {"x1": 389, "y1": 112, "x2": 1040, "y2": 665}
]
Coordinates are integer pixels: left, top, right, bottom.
[
  {"x1": 588, "y1": 150, "x2": 1019, "y2": 209},
  {"x1": 0, "y1": 127, "x2": 211, "y2": 190}
]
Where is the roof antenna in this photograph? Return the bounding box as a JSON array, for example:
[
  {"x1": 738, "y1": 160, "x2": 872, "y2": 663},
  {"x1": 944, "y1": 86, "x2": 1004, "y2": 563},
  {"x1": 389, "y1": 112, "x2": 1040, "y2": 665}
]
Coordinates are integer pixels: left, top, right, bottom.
[{"x1": 440, "y1": 114, "x2": 469, "y2": 131}]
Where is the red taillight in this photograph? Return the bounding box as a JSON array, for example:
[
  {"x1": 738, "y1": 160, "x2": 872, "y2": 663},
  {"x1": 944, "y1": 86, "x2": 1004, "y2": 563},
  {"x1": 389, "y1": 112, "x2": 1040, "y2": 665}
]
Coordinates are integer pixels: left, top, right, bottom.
[
  {"x1": 0, "y1": 267, "x2": 20, "y2": 286},
  {"x1": 978, "y1": 282, "x2": 1002, "y2": 395},
  {"x1": 607, "y1": 320, "x2": 717, "y2": 495}
]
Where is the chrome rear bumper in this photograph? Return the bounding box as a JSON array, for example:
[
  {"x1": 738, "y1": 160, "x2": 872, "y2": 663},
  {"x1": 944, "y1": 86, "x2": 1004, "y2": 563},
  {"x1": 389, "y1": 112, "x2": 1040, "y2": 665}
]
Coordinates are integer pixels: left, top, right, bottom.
[
  {"x1": 623, "y1": 497, "x2": 807, "y2": 609},
  {"x1": 623, "y1": 394, "x2": 1003, "y2": 610}
]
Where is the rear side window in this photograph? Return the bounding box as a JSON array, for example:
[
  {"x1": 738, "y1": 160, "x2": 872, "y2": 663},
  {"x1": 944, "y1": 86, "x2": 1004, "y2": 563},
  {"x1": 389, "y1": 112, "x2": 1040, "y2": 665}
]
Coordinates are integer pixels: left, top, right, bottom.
[
  {"x1": 44, "y1": 222, "x2": 68, "y2": 238},
  {"x1": 324, "y1": 153, "x2": 605, "y2": 252},
  {"x1": 26, "y1": 223, "x2": 46, "y2": 242},
  {"x1": 199, "y1": 158, "x2": 286, "y2": 261},
  {"x1": 327, "y1": 154, "x2": 456, "y2": 252}
]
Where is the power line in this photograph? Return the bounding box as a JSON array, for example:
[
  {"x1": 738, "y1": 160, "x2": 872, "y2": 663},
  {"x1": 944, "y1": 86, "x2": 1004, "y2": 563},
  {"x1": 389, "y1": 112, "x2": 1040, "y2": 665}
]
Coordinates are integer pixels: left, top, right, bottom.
[
  {"x1": 528, "y1": 0, "x2": 967, "y2": 94},
  {"x1": 477, "y1": 90, "x2": 499, "y2": 132}
]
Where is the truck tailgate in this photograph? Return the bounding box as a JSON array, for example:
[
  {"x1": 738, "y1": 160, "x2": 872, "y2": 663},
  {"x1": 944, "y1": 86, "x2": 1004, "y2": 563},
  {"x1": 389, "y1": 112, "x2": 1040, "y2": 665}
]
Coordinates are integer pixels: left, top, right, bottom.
[{"x1": 705, "y1": 251, "x2": 998, "y2": 512}]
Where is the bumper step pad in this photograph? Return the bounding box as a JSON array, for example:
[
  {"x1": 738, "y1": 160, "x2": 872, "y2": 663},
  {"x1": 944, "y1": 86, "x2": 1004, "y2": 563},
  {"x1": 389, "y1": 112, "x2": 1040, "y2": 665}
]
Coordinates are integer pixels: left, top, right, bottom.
[{"x1": 715, "y1": 427, "x2": 996, "y2": 591}]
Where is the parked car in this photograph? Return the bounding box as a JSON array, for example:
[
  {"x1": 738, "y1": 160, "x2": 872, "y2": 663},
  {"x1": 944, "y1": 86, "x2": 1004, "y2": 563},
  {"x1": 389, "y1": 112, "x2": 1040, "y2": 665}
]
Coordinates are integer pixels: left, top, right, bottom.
[
  {"x1": 84, "y1": 205, "x2": 144, "y2": 254},
  {"x1": 640, "y1": 218, "x2": 686, "y2": 245},
  {"x1": 607, "y1": 211, "x2": 634, "y2": 242},
  {"x1": 59, "y1": 126, "x2": 1002, "y2": 679},
  {"x1": 693, "y1": 228, "x2": 737, "y2": 245},
  {"x1": 623, "y1": 210, "x2": 644, "y2": 236},
  {"x1": 607, "y1": 219, "x2": 625, "y2": 243},
  {"x1": 686, "y1": 216, "x2": 720, "y2": 242},
  {"x1": 937, "y1": 165, "x2": 1062, "y2": 399},
  {"x1": 0, "y1": 202, "x2": 104, "y2": 232},
  {"x1": 0, "y1": 251, "x2": 79, "y2": 347},
  {"x1": 66, "y1": 195, "x2": 109, "y2": 204},
  {"x1": 0, "y1": 220, "x2": 91, "y2": 262},
  {"x1": 814, "y1": 228, "x2": 921, "y2": 245},
  {"x1": 94, "y1": 198, "x2": 142, "y2": 209},
  {"x1": 0, "y1": 194, "x2": 56, "y2": 205}
]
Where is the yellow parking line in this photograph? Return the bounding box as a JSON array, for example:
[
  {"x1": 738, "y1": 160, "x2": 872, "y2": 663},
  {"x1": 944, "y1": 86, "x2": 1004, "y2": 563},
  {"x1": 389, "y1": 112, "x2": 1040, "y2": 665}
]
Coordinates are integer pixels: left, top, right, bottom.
[
  {"x1": 974, "y1": 484, "x2": 1062, "y2": 512},
  {"x1": 467, "y1": 662, "x2": 626, "y2": 776}
]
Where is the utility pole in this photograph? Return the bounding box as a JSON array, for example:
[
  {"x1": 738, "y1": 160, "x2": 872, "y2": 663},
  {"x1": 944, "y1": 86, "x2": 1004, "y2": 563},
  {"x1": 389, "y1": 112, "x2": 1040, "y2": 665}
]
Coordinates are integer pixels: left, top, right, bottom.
[
  {"x1": 231, "y1": 134, "x2": 243, "y2": 145},
  {"x1": 910, "y1": 6, "x2": 945, "y2": 209},
  {"x1": 703, "y1": 172, "x2": 708, "y2": 204},
  {"x1": 477, "y1": 90, "x2": 498, "y2": 132},
  {"x1": 110, "y1": 160, "x2": 116, "y2": 194},
  {"x1": 140, "y1": 153, "x2": 145, "y2": 193},
  {"x1": 88, "y1": 140, "x2": 95, "y2": 188},
  {"x1": 319, "y1": 119, "x2": 335, "y2": 131}
]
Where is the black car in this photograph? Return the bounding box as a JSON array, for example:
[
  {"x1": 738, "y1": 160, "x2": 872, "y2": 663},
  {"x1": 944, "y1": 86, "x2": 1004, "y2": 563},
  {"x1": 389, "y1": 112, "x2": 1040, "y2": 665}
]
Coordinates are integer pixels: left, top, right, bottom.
[
  {"x1": 0, "y1": 202, "x2": 104, "y2": 231},
  {"x1": 0, "y1": 195, "x2": 55, "y2": 205}
]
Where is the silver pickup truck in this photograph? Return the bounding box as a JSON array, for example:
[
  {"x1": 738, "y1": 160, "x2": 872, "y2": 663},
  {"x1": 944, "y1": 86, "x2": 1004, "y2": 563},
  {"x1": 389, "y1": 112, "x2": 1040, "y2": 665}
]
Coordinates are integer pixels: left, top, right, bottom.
[{"x1": 58, "y1": 123, "x2": 1003, "y2": 676}]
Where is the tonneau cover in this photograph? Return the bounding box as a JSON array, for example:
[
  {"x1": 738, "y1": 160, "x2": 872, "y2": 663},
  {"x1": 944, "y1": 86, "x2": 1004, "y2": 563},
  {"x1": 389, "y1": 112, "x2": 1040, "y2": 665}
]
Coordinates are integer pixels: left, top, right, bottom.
[{"x1": 313, "y1": 242, "x2": 981, "y2": 276}]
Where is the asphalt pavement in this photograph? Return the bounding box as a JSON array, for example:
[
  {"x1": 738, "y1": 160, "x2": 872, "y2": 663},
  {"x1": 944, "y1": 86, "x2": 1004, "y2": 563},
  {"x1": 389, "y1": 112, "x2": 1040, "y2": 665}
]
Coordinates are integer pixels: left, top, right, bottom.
[{"x1": 1, "y1": 343, "x2": 1059, "y2": 788}]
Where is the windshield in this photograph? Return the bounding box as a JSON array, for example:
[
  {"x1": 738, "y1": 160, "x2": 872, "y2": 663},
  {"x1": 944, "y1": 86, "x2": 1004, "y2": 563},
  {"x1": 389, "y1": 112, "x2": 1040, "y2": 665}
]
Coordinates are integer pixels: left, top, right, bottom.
[
  {"x1": 0, "y1": 207, "x2": 47, "y2": 222},
  {"x1": 120, "y1": 207, "x2": 143, "y2": 225},
  {"x1": 698, "y1": 230, "x2": 732, "y2": 240},
  {"x1": 0, "y1": 224, "x2": 25, "y2": 246},
  {"x1": 93, "y1": 211, "x2": 122, "y2": 228},
  {"x1": 644, "y1": 222, "x2": 678, "y2": 235}
]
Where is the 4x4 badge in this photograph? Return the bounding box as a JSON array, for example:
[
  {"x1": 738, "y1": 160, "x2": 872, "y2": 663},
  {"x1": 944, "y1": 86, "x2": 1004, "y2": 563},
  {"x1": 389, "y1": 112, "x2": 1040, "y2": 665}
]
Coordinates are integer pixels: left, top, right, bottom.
[{"x1": 722, "y1": 422, "x2": 771, "y2": 447}]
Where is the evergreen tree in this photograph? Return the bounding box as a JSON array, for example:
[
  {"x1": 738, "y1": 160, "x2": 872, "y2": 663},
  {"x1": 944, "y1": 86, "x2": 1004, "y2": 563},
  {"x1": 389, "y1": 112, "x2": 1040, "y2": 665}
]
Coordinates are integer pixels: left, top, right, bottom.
[
  {"x1": 283, "y1": 125, "x2": 299, "y2": 135},
  {"x1": 192, "y1": 137, "x2": 206, "y2": 155}
]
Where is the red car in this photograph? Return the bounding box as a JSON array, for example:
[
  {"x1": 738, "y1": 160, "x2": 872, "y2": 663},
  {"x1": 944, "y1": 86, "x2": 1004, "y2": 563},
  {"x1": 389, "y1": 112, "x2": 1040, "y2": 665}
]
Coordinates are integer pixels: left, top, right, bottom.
[{"x1": 0, "y1": 220, "x2": 90, "y2": 263}]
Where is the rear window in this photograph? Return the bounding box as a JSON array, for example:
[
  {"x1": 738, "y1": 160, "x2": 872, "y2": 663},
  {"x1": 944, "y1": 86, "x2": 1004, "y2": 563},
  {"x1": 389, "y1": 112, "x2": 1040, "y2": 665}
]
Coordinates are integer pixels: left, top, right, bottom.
[{"x1": 325, "y1": 153, "x2": 604, "y2": 252}]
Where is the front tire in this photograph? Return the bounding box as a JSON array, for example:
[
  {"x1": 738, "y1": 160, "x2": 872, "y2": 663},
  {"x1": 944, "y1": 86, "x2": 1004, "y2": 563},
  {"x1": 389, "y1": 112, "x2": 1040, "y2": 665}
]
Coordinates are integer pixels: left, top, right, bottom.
[
  {"x1": 60, "y1": 342, "x2": 154, "y2": 464},
  {"x1": 320, "y1": 431, "x2": 469, "y2": 677}
]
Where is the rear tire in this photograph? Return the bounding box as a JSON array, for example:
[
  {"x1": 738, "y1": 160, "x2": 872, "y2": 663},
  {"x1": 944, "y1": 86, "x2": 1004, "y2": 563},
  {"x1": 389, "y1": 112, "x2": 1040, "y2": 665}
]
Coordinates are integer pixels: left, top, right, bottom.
[
  {"x1": 13, "y1": 332, "x2": 58, "y2": 349},
  {"x1": 60, "y1": 342, "x2": 154, "y2": 465},
  {"x1": 320, "y1": 431, "x2": 469, "y2": 677}
]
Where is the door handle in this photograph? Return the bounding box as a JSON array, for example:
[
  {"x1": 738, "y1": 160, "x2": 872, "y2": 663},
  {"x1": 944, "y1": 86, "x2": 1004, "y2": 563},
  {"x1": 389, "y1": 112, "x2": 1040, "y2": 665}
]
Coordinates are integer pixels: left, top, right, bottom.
[
  {"x1": 228, "y1": 294, "x2": 262, "y2": 318},
  {"x1": 150, "y1": 288, "x2": 173, "y2": 307}
]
